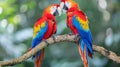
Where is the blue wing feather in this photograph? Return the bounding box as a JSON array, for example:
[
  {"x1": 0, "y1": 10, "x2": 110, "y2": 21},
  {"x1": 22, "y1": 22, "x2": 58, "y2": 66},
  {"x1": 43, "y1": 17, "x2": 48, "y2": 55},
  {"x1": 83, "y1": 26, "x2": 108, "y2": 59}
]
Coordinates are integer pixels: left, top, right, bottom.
[
  {"x1": 79, "y1": 39, "x2": 85, "y2": 52},
  {"x1": 72, "y1": 16, "x2": 93, "y2": 54},
  {"x1": 32, "y1": 22, "x2": 48, "y2": 58},
  {"x1": 32, "y1": 22, "x2": 48, "y2": 48},
  {"x1": 84, "y1": 39, "x2": 93, "y2": 54}
]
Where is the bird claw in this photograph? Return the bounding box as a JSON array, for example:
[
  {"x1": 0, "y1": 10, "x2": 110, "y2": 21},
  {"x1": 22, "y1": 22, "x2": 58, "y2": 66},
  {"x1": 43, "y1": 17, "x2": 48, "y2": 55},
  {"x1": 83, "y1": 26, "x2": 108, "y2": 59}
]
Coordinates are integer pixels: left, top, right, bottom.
[
  {"x1": 51, "y1": 35, "x2": 56, "y2": 42},
  {"x1": 74, "y1": 34, "x2": 80, "y2": 41},
  {"x1": 52, "y1": 35, "x2": 55, "y2": 41},
  {"x1": 44, "y1": 40, "x2": 49, "y2": 46}
]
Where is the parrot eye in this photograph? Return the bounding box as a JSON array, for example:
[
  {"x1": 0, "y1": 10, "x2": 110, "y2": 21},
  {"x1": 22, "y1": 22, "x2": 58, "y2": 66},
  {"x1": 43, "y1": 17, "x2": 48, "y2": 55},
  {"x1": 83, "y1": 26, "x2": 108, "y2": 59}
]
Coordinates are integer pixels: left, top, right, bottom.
[{"x1": 50, "y1": 6, "x2": 57, "y2": 15}]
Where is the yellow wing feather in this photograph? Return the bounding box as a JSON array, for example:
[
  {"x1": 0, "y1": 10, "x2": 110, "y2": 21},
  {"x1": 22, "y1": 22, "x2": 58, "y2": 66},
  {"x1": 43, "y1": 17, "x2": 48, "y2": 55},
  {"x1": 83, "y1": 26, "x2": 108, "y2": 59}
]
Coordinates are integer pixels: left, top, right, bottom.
[
  {"x1": 33, "y1": 22, "x2": 46, "y2": 38},
  {"x1": 76, "y1": 17, "x2": 89, "y2": 30}
]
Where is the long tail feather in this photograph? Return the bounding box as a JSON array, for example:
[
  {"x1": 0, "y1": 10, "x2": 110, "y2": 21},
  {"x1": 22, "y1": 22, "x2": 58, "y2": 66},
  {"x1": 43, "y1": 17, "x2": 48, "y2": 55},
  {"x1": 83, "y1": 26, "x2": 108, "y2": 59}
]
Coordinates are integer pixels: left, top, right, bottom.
[
  {"x1": 78, "y1": 45, "x2": 88, "y2": 67},
  {"x1": 83, "y1": 45, "x2": 88, "y2": 67},
  {"x1": 88, "y1": 50, "x2": 93, "y2": 58},
  {"x1": 35, "y1": 49, "x2": 44, "y2": 67}
]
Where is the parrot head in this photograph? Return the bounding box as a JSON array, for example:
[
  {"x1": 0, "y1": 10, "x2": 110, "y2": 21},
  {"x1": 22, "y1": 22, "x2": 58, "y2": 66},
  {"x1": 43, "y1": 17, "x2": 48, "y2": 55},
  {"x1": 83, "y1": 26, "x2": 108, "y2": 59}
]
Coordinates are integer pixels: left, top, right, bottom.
[
  {"x1": 60, "y1": 0, "x2": 79, "y2": 11},
  {"x1": 43, "y1": 4, "x2": 61, "y2": 17}
]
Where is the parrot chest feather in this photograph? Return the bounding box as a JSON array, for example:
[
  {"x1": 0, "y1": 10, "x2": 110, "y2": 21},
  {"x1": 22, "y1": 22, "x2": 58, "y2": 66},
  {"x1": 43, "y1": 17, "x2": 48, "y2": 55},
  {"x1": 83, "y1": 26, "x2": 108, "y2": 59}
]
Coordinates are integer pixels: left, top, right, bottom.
[
  {"x1": 67, "y1": 15, "x2": 79, "y2": 34},
  {"x1": 43, "y1": 19, "x2": 56, "y2": 39}
]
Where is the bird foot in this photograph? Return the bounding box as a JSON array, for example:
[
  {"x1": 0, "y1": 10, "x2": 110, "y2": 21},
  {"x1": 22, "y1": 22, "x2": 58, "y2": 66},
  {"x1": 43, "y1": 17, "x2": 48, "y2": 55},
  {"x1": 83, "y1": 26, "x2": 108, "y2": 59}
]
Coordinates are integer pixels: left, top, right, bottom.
[
  {"x1": 44, "y1": 40, "x2": 49, "y2": 46},
  {"x1": 51, "y1": 35, "x2": 56, "y2": 42},
  {"x1": 74, "y1": 34, "x2": 80, "y2": 41}
]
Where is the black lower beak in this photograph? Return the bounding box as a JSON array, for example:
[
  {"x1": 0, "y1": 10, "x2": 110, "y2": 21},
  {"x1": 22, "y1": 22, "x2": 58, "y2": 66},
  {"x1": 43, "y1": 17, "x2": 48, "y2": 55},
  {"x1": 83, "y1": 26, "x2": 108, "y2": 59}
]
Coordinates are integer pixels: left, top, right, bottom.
[
  {"x1": 63, "y1": 4, "x2": 68, "y2": 10},
  {"x1": 53, "y1": 10, "x2": 59, "y2": 16}
]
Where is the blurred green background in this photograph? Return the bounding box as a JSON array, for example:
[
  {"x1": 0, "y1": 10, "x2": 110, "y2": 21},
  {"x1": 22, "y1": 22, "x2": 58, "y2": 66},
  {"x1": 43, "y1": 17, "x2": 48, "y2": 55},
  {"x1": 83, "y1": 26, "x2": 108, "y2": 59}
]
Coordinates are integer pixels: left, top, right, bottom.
[{"x1": 0, "y1": 0, "x2": 120, "y2": 67}]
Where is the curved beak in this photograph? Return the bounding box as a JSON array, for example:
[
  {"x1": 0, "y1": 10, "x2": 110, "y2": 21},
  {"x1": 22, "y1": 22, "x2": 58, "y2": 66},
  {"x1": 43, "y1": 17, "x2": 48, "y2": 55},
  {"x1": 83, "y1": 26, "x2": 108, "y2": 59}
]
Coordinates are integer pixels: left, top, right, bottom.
[
  {"x1": 55, "y1": 2, "x2": 66, "y2": 16},
  {"x1": 53, "y1": 9, "x2": 59, "y2": 16},
  {"x1": 57, "y1": 7, "x2": 62, "y2": 16},
  {"x1": 53, "y1": 5, "x2": 63, "y2": 16},
  {"x1": 60, "y1": 2, "x2": 68, "y2": 10},
  {"x1": 63, "y1": 4, "x2": 68, "y2": 10}
]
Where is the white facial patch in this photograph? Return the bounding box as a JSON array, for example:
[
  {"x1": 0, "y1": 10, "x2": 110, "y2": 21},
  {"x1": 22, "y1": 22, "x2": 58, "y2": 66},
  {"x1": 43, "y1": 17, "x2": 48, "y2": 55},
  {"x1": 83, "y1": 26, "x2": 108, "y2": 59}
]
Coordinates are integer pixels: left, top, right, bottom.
[
  {"x1": 50, "y1": 6, "x2": 57, "y2": 14},
  {"x1": 57, "y1": 6, "x2": 63, "y2": 16},
  {"x1": 60, "y1": 2, "x2": 64, "y2": 9},
  {"x1": 65, "y1": 1, "x2": 71, "y2": 8},
  {"x1": 59, "y1": 2, "x2": 67, "y2": 13}
]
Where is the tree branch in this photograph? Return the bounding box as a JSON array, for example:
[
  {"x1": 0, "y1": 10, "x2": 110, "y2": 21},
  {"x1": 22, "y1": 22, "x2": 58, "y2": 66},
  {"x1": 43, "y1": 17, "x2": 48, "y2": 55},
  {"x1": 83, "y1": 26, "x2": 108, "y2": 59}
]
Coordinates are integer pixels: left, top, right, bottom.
[
  {"x1": 0, "y1": 34, "x2": 120, "y2": 66},
  {"x1": 93, "y1": 45, "x2": 120, "y2": 63}
]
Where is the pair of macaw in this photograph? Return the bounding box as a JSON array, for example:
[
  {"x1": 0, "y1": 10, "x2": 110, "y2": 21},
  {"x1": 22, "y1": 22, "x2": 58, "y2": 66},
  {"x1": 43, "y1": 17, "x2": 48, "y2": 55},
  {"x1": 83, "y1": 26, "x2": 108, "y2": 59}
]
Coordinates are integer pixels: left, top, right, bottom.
[{"x1": 31, "y1": 0, "x2": 93, "y2": 67}]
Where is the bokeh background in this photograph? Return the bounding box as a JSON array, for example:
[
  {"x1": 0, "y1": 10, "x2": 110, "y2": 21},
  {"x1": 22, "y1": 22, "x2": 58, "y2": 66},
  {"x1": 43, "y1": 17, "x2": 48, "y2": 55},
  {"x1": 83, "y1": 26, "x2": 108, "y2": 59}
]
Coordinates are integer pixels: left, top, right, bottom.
[{"x1": 0, "y1": 0, "x2": 120, "y2": 67}]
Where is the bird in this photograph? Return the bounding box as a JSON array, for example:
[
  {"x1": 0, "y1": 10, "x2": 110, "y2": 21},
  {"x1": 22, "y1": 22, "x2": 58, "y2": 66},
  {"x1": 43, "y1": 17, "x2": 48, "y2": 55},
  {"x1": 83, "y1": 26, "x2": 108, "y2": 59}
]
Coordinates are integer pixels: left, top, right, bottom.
[
  {"x1": 31, "y1": 4, "x2": 60, "y2": 67},
  {"x1": 59, "y1": 0, "x2": 93, "y2": 67}
]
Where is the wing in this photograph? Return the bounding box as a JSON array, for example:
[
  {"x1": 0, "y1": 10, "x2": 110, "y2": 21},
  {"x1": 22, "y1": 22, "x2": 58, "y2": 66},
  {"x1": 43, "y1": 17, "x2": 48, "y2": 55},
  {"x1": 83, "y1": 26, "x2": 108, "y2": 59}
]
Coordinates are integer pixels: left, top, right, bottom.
[
  {"x1": 32, "y1": 21, "x2": 48, "y2": 48},
  {"x1": 53, "y1": 20, "x2": 57, "y2": 34},
  {"x1": 72, "y1": 11, "x2": 92, "y2": 44},
  {"x1": 72, "y1": 11, "x2": 93, "y2": 54}
]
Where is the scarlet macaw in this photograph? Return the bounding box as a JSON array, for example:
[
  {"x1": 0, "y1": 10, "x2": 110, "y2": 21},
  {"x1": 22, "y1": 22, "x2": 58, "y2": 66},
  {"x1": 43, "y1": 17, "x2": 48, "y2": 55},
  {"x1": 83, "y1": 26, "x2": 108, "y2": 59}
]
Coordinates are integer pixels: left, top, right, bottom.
[
  {"x1": 32, "y1": 4, "x2": 60, "y2": 67},
  {"x1": 59, "y1": 0, "x2": 93, "y2": 67}
]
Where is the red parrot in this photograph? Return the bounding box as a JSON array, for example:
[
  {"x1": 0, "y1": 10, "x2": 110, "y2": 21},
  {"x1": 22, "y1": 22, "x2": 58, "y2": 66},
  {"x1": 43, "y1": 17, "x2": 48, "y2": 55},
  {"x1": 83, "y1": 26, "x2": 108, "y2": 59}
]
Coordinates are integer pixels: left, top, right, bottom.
[
  {"x1": 60, "y1": 0, "x2": 93, "y2": 67},
  {"x1": 31, "y1": 4, "x2": 59, "y2": 67}
]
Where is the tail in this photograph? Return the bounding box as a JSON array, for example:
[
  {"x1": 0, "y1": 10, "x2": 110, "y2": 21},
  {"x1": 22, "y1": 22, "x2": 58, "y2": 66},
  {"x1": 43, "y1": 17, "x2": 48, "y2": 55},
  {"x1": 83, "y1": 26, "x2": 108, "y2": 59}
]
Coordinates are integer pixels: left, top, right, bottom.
[
  {"x1": 78, "y1": 39, "x2": 93, "y2": 67},
  {"x1": 78, "y1": 45, "x2": 88, "y2": 67},
  {"x1": 35, "y1": 49, "x2": 44, "y2": 67}
]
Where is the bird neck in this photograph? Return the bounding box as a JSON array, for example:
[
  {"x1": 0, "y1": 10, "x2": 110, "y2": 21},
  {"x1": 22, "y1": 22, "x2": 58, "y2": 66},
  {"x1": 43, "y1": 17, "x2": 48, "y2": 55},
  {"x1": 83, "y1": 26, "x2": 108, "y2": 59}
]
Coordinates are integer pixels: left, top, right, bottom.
[
  {"x1": 42, "y1": 13, "x2": 55, "y2": 20},
  {"x1": 68, "y1": 6, "x2": 80, "y2": 12},
  {"x1": 67, "y1": 7, "x2": 80, "y2": 17}
]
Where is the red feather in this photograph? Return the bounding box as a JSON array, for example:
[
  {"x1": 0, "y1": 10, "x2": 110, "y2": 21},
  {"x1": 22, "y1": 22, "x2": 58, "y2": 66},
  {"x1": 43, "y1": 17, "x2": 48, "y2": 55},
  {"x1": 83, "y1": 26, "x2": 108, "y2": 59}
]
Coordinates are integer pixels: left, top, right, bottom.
[
  {"x1": 66, "y1": 2, "x2": 92, "y2": 67},
  {"x1": 31, "y1": 4, "x2": 58, "y2": 67},
  {"x1": 78, "y1": 45, "x2": 88, "y2": 67},
  {"x1": 35, "y1": 49, "x2": 44, "y2": 67},
  {"x1": 77, "y1": 11, "x2": 87, "y2": 21},
  {"x1": 88, "y1": 50, "x2": 93, "y2": 58}
]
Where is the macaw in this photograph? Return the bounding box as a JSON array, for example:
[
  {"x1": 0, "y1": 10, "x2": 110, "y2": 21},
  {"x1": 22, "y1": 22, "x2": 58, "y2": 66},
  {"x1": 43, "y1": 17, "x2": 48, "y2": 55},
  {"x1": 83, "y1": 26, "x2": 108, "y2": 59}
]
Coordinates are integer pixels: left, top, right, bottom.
[
  {"x1": 59, "y1": 0, "x2": 93, "y2": 67},
  {"x1": 31, "y1": 4, "x2": 60, "y2": 67}
]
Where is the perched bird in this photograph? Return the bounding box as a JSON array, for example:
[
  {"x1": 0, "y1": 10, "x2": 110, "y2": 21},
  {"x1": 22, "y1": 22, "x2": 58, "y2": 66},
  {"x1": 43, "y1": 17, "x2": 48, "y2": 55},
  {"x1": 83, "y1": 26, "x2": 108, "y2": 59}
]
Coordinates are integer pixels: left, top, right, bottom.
[
  {"x1": 59, "y1": 0, "x2": 93, "y2": 67},
  {"x1": 31, "y1": 4, "x2": 60, "y2": 67}
]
